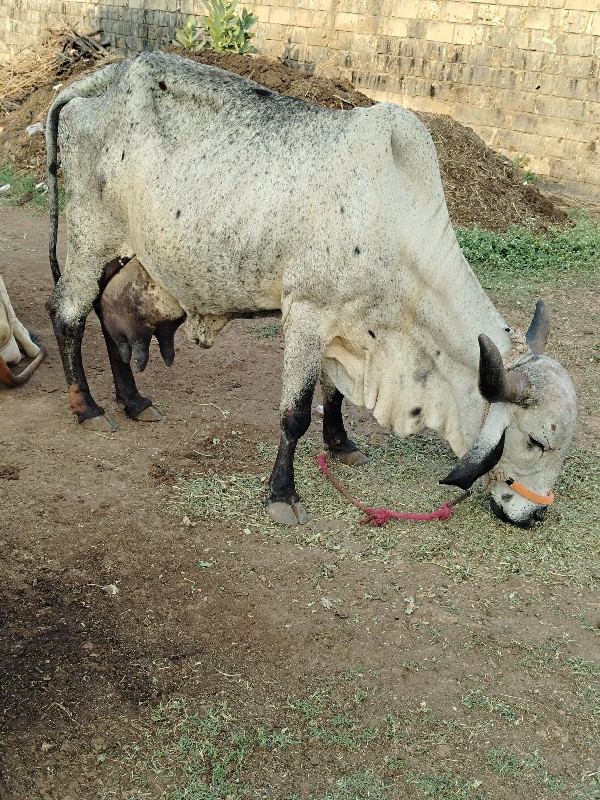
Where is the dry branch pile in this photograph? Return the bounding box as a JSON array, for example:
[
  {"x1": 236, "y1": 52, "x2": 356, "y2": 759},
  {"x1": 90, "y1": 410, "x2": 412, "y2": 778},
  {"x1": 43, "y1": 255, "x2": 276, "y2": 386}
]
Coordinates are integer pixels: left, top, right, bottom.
[{"x1": 0, "y1": 27, "x2": 112, "y2": 116}]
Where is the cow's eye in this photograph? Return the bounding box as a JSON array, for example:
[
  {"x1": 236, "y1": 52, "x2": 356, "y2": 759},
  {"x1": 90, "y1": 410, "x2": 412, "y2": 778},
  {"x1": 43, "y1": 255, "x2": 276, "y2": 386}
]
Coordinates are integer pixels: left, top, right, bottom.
[{"x1": 528, "y1": 436, "x2": 545, "y2": 451}]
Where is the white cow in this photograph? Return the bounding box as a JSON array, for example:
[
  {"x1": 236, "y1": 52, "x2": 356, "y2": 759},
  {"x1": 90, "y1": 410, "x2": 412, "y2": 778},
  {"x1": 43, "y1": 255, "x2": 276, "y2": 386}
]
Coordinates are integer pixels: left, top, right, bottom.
[
  {"x1": 45, "y1": 51, "x2": 577, "y2": 527},
  {"x1": 0, "y1": 274, "x2": 45, "y2": 386}
]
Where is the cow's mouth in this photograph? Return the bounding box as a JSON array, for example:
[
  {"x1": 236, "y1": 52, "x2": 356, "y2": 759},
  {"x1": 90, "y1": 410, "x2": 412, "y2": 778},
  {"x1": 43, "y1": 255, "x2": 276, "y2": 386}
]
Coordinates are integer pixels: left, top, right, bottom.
[{"x1": 489, "y1": 497, "x2": 548, "y2": 527}]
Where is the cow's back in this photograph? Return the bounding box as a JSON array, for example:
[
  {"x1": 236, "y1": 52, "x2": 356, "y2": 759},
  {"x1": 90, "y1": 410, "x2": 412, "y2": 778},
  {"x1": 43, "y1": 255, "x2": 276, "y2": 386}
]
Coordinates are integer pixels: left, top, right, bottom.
[{"x1": 57, "y1": 52, "x2": 452, "y2": 320}]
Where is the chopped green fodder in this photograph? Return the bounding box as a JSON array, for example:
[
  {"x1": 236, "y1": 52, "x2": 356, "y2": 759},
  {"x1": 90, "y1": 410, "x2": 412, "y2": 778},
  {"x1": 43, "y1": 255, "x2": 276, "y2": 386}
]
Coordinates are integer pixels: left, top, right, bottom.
[{"x1": 171, "y1": 432, "x2": 599, "y2": 586}]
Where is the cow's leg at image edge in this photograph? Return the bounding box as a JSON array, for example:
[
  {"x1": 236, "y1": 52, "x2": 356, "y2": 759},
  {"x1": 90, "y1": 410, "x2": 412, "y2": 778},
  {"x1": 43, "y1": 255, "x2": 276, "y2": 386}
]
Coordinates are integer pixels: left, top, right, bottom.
[
  {"x1": 320, "y1": 372, "x2": 368, "y2": 466},
  {"x1": 47, "y1": 264, "x2": 118, "y2": 432},
  {"x1": 267, "y1": 308, "x2": 324, "y2": 526}
]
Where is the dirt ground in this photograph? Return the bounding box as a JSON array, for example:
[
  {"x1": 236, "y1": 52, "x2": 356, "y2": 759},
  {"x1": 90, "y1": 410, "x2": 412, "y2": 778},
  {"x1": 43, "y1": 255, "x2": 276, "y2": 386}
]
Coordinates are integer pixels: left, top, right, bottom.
[{"x1": 1, "y1": 203, "x2": 599, "y2": 800}]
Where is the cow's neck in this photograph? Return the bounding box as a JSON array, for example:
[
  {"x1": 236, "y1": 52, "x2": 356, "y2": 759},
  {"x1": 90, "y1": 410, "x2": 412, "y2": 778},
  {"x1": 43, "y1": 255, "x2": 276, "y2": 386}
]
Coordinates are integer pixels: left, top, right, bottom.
[{"x1": 323, "y1": 243, "x2": 512, "y2": 457}]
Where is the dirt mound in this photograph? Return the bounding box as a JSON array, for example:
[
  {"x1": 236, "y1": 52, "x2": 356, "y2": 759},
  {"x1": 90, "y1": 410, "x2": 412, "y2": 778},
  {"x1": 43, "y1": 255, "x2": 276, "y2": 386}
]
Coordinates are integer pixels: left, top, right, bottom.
[{"x1": 0, "y1": 40, "x2": 566, "y2": 231}]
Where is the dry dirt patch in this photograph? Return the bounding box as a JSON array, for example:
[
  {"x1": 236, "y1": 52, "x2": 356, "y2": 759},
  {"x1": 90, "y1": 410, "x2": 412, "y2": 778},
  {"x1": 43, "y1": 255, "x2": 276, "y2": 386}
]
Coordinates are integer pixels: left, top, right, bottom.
[{"x1": 0, "y1": 204, "x2": 598, "y2": 799}]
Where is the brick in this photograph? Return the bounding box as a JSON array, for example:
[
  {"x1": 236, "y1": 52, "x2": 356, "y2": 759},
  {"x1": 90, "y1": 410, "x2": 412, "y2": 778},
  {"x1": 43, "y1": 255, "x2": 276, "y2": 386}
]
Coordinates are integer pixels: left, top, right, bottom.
[
  {"x1": 590, "y1": 13, "x2": 600, "y2": 36},
  {"x1": 269, "y1": 5, "x2": 292, "y2": 24},
  {"x1": 524, "y1": 8, "x2": 555, "y2": 30},
  {"x1": 564, "y1": 0, "x2": 599, "y2": 10},
  {"x1": 453, "y1": 23, "x2": 485, "y2": 45},
  {"x1": 527, "y1": 29, "x2": 558, "y2": 52},
  {"x1": 445, "y1": 1, "x2": 474, "y2": 24},
  {"x1": 555, "y1": 8, "x2": 592, "y2": 33},
  {"x1": 485, "y1": 26, "x2": 529, "y2": 49},
  {"x1": 561, "y1": 32, "x2": 594, "y2": 55},
  {"x1": 382, "y1": 16, "x2": 409, "y2": 37},
  {"x1": 476, "y1": 4, "x2": 507, "y2": 26},
  {"x1": 407, "y1": 19, "x2": 426, "y2": 37},
  {"x1": 390, "y1": 0, "x2": 420, "y2": 19},
  {"x1": 568, "y1": 118, "x2": 596, "y2": 142},
  {"x1": 425, "y1": 21, "x2": 455, "y2": 42},
  {"x1": 562, "y1": 54, "x2": 596, "y2": 77},
  {"x1": 585, "y1": 100, "x2": 600, "y2": 124},
  {"x1": 349, "y1": 31, "x2": 378, "y2": 52}
]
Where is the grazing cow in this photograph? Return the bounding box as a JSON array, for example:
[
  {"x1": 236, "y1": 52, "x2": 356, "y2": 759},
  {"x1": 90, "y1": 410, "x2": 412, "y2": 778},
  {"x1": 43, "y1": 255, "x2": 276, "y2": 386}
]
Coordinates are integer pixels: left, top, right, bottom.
[
  {"x1": 46, "y1": 51, "x2": 577, "y2": 527},
  {"x1": 0, "y1": 274, "x2": 45, "y2": 386}
]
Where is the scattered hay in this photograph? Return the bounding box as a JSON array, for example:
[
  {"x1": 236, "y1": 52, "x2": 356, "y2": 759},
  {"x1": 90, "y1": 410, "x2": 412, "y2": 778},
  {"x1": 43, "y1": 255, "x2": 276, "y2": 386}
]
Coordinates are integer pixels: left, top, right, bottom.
[{"x1": 0, "y1": 26, "x2": 112, "y2": 116}]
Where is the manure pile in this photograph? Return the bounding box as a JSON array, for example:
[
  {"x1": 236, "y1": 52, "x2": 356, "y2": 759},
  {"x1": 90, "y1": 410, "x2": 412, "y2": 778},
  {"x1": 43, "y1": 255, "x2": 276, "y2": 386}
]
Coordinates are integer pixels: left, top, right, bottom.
[{"x1": 0, "y1": 30, "x2": 566, "y2": 232}]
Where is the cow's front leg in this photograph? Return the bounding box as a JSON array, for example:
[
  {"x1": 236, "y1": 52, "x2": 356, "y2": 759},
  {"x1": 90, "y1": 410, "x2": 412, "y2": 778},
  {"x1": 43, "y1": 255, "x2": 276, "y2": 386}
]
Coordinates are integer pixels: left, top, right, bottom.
[
  {"x1": 320, "y1": 373, "x2": 368, "y2": 466},
  {"x1": 267, "y1": 316, "x2": 323, "y2": 526},
  {"x1": 47, "y1": 275, "x2": 118, "y2": 432},
  {"x1": 94, "y1": 303, "x2": 163, "y2": 422}
]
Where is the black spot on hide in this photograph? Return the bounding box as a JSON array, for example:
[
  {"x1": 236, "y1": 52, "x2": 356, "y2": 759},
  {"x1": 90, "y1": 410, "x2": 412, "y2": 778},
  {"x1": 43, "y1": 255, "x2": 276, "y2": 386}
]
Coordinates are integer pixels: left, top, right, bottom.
[
  {"x1": 436, "y1": 350, "x2": 441, "y2": 357},
  {"x1": 176, "y1": 210, "x2": 181, "y2": 218},
  {"x1": 158, "y1": 81, "x2": 167, "y2": 91},
  {"x1": 253, "y1": 87, "x2": 272, "y2": 99},
  {"x1": 414, "y1": 366, "x2": 433, "y2": 386},
  {"x1": 368, "y1": 330, "x2": 376, "y2": 339},
  {"x1": 121, "y1": 150, "x2": 125, "y2": 161},
  {"x1": 410, "y1": 406, "x2": 421, "y2": 417},
  {"x1": 354, "y1": 246, "x2": 361, "y2": 255},
  {"x1": 49, "y1": 161, "x2": 58, "y2": 177},
  {"x1": 340, "y1": 206, "x2": 345, "y2": 214}
]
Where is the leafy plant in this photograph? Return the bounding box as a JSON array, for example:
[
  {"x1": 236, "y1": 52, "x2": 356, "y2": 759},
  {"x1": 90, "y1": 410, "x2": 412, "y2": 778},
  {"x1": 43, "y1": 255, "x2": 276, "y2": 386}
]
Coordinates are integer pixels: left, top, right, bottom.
[
  {"x1": 174, "y1": 1, "x2": 259, "y2": 55},
  {"x1": 174, "y1": 15, "x2": 206, "y2": 52}
]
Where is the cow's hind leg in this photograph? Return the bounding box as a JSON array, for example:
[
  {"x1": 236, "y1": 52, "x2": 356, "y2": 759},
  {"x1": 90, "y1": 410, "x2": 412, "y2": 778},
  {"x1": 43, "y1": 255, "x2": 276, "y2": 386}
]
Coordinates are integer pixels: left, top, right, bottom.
[
  {"x1": 267, "y1": 312, "x2": 324, "y2": 526},
  {"x1": 47, "y1": 266, "x2": 118, "y2": 431},
  {"x1": 320, "y1": 373, "x2": 368, "y2": 466},
  {"x1": 93, "y1": 303, "x2": 163, "y2": 422}
]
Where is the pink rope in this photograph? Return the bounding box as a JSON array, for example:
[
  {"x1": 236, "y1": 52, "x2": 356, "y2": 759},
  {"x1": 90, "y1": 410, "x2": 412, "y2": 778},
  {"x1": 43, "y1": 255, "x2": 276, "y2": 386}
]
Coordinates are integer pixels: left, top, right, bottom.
[{"x1": 317, "y1": 453, "x2": 463, "y2": 527}]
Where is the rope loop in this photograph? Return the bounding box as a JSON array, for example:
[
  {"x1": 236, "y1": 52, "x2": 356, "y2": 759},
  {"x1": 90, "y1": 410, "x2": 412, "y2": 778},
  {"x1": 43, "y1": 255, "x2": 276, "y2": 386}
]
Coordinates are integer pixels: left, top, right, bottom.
[{"x1": 317, "y1": 453, "x2": 468, "y2": 527}]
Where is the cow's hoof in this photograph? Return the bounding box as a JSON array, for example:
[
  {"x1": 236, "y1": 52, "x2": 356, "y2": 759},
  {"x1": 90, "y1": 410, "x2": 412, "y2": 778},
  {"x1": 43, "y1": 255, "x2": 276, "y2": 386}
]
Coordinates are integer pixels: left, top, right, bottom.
[
  {"x1": 267, "y1": 501, "x2": 308, "y2": 526},
  {"x1": 331, "y1": 448, "x2": 368, "y2": 467},
  {"x1": 81, "y1": 413, "x2": 119, "y2": 432},
  {"x1": 135, "y1": 405, "x2": 164, "y2": 422}
]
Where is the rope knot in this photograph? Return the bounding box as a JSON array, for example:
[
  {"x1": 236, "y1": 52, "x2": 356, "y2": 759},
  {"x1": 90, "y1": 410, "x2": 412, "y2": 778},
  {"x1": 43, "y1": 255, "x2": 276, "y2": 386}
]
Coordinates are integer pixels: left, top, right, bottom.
[{"x1": 360, "y1": 508, "x2": 392, "y2": 527}]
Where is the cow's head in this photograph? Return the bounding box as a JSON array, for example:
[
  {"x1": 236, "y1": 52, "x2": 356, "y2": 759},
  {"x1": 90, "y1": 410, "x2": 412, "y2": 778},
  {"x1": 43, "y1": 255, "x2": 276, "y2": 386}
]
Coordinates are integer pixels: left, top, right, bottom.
[{"x1": 440, "y1": 301, "x2": 577, "y2": 527}]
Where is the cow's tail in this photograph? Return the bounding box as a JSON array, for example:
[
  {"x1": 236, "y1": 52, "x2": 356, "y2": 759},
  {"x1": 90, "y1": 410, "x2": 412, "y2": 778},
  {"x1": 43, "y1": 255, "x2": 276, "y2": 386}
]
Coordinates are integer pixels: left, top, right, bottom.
[{"x1": 46, "y1": 59, "x2": 130, "y2": 285}]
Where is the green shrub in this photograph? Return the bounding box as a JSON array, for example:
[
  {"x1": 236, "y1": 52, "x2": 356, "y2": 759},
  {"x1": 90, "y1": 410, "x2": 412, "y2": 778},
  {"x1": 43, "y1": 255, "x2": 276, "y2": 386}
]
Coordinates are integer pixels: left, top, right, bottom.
[
  {"x1": 174, "y1": 1, "x2": 258, "y2": 54},
  {"x1": 456, "y1": 212, "x2": 600, "y2": 279}
]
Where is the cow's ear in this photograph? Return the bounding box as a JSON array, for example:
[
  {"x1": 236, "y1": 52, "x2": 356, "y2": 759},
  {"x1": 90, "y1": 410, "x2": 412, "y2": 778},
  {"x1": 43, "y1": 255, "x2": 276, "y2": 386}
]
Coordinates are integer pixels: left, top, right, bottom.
[{"x1": 440, "y1": 431, "x2": 506, "y2": 490}]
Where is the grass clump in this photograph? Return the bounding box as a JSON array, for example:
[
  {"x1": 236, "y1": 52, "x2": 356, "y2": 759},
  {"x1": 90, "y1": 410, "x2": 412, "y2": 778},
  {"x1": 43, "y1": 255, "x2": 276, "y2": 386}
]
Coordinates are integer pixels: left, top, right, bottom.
[
  {"x1": 171, "y1": 432, "x2": 600, "y2": 586},
  {"x1": 0, "y1": 164, "x2": 65, "y2": 211},
  {"x1": 457, "y1": 212, "x2": 600, "y2": 290}
]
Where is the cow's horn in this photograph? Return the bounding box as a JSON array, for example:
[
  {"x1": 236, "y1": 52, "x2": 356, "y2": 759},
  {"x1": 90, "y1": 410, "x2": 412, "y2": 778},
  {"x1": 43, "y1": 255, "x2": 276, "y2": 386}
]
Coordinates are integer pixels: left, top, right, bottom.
[
  {"x1": 478, "y1": 334, "x2": 531, "y2": 405},
  {"x1": 525, "y1": 299, "x2": 550, "y2": 354}
]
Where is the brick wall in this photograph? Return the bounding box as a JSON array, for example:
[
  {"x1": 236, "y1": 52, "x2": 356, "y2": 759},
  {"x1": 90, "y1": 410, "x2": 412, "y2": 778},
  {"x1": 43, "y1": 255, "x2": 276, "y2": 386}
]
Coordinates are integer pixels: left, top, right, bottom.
[{"x1": 1, "y1": 0, "x2": 598, "y2": 197}]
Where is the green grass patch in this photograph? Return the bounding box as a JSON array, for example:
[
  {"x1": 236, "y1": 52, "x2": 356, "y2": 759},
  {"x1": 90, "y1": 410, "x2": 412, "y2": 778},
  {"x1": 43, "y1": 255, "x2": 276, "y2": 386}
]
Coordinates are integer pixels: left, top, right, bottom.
[
  {"x1": 405, "y1": 773, "x2": 485, "y2": 799},
  {"x1": 0, "y1": 163, "x2": 64, "y2": 211},
  {"x1": 457, "y1": 212, "x2": 600, "y2": 294}
]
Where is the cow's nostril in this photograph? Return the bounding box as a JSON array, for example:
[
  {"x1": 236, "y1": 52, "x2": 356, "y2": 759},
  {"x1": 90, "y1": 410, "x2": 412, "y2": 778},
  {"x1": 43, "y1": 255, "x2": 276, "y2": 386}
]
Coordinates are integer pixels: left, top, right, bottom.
[
  {"x1": 533, "y1": 506, "x2": 548, "y2": 522},
  {"x1": 490, "y1": 497, "x2": 534, "y2": 528}
]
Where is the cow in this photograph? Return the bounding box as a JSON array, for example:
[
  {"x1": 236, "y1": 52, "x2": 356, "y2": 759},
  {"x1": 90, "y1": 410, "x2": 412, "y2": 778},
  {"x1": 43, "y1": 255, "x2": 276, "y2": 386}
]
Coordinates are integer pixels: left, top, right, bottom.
[
  {"x1": 45, "y1": 51, "x2": 577, "y2": 528},
  {"x1": 0, "y1": 274, "x2": 45, "y2": 386}
]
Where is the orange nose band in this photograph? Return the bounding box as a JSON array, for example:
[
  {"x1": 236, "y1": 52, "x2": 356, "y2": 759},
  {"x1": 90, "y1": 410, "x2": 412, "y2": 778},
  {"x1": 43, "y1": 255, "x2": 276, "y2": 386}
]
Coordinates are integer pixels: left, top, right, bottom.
[{"x1": 506, "y1": 478, "x2": 555, "y2": 506}]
